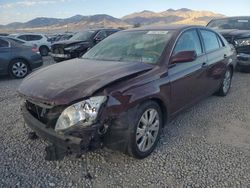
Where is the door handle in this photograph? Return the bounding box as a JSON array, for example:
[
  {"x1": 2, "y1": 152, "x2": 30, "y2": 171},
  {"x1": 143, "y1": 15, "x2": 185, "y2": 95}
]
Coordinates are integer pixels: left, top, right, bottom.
[{"x1": 224, "y1": 54, "x2": 228, "y2": 59}]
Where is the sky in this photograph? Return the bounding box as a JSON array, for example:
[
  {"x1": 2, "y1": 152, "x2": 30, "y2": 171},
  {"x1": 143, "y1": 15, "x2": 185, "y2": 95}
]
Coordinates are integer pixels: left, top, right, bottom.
[{"x1": 0, "y1": 0, "x2": 250, "y2": 25}]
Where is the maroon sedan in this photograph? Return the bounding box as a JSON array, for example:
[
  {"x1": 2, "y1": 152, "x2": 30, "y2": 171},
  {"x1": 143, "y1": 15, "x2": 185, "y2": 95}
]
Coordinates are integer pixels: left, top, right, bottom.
[{"x1": 18, "y1": 25, "x2": 236, "y2": 160}]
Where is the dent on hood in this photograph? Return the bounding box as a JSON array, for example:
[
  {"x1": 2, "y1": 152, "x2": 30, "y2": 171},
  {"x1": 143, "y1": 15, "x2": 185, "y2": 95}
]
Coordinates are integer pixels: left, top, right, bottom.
[{"x1": 18, "y1": 59, "x2": 154, "y2": 106}]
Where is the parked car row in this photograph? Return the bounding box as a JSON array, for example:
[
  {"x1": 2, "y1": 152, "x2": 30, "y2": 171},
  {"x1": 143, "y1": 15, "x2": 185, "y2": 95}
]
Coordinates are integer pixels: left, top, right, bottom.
[{"x1": 18, "y1": 25, "x2": 238, "y2": 160}]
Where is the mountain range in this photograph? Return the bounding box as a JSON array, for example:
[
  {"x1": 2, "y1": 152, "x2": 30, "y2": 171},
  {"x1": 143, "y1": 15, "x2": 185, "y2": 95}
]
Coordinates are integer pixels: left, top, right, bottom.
[{"x1": 0, "y1": 8, "x2": 224, "y2": 33}]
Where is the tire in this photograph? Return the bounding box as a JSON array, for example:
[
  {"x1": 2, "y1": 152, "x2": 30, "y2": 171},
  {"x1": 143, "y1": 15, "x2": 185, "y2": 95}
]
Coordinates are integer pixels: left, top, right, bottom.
[
  {"x1": 216, "y1": 67, "x2": 233, "y2": 96},
  {"x1": 127, "y1": 101, "x2": 163, "y2": 159},
  {"x1": 53, "y1": 58, "x2": 63, "y2": 63},
  {"x1": 39, "y1": 46, "x2": 49, "y2": 56},
  {"x1": 237, "y1": 65, "x2": 250, "y2": 73},
  {"x1": 9, "y1": 59, "x2": 29, "y2": 79}
]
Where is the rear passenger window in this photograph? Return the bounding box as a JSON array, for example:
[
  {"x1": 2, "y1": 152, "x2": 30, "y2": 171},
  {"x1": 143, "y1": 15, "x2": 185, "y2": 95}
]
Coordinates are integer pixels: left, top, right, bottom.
[
  {"x1": 18, "y1": 35, "x2": 28, "y2": 41},
  {"x1": 200, "y1": 30, "x2": 220, "y2": 52},
  {"x1": 28, "y1": 35, "x2": 42, "y2": 41},
  {"x1": 0, "y1": 39, "x2": 9, "y2": 48},
  {"x1": 174, "y1": 30, "x2": 202, "y2": 55}
]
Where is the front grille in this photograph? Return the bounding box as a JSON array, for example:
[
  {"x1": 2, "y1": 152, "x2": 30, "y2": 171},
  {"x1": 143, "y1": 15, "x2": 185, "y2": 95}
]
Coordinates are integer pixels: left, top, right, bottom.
[
  {"x1": 25, "y1": 100, "x2": 64, "y2": 128},
  {"x1": 26, "y1": 100, "x2": 48, "y2": 124},
  {"x1": 53, "y1": 48, "x2": 64, "y2": 54}
]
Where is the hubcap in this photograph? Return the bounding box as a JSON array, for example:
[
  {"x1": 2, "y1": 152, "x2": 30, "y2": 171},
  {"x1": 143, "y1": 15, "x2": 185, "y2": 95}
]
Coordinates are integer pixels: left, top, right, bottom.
[
  {"x1": 136, "y1": 108, "x2": 160, "y2": 152},
  {"x1": 12, "y1": 62, "x2": 28, "y2": 78},
  {"x1": 223, "y1": 70, "x2": 231, "y2": 93}
]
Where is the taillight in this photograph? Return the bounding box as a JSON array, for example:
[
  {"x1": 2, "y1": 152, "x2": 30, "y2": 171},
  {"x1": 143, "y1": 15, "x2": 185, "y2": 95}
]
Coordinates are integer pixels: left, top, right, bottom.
[{"x1": 32, "y1": 47, "x2": 39, "y2": 53}]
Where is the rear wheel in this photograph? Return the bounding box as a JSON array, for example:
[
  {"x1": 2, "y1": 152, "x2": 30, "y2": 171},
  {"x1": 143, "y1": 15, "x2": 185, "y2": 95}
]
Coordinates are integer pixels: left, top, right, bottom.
[
  {"x1": 127, "y1": 101, "x2": 163, "y2": 158},
  {"x1": 9, "y1": 59, "x2": 29, "y2": 79},
  {"x1": 217, "y1": 67, "x2": 232, "y2": 96},
  {"x1": 39, "y1": 46, "x2": 49, "y2": 56}
]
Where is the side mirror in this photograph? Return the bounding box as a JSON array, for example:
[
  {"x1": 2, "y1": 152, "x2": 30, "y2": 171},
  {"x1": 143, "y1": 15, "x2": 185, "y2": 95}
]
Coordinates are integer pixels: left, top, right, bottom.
[{"x1": 171, "y1": 50, "x2": 197, "y2": 64}]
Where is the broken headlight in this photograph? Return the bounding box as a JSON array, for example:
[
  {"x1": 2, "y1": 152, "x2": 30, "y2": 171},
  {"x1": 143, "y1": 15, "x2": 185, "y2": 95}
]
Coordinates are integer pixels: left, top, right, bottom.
[
  {"x1": 55, "y1": 96, "x2": 107, "y2": 132},
  {"x1": 234, "y1": 38, "x2": 250, "y2": 47}
]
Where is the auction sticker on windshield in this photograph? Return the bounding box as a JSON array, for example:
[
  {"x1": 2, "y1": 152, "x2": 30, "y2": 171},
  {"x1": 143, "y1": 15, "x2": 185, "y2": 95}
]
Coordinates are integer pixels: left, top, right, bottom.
[
  {"x1": 147, "y1": 31, "x2": 169, "y2": 35},
  {"x1": 238, "y1": 20, "x2": 249, "y2": 23}
]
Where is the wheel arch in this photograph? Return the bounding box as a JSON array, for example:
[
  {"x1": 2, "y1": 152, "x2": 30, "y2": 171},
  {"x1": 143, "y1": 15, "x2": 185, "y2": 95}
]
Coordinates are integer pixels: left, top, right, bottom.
[{"x1": 140, "y1": 97, "x2": 169, "y2": 127}]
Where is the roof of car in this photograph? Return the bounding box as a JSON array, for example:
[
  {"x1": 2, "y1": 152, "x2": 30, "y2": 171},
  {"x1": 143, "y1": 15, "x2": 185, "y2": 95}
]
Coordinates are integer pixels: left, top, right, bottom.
[
  {"x1": 124, "y1": 25, "x2": 206, "y2": 32},
  {"x1": 86, "y1": 28, "x2": 120, "y2": 31},
  {"x1": 9, "y1": 33, "x2": 45, "y2": 36},
  {"x1": 211, "y1": 16, "x2": 250, "y2": 21}
]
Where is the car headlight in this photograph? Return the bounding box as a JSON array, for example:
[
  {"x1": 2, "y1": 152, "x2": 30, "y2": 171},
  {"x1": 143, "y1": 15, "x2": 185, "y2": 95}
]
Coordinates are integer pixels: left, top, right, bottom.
[
  {"x1": 55, "y1": 96, "x2": 107, "y2": 132},
  {"x1": 234, "y1": 38, "x2": 250, "y2": 47},
  {"x1": 64, "y1": 44, "x2": 81, "y2": 51}
]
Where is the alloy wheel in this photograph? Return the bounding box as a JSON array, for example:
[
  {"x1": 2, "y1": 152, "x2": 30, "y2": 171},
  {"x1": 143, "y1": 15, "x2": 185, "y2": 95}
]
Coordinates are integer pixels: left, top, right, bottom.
[
  {"x1": 223, "y1": 70, "x2": 232, "y2": 94},
  {"x1": 136, "y1": 108, "x2": 160, "y2": 152}
]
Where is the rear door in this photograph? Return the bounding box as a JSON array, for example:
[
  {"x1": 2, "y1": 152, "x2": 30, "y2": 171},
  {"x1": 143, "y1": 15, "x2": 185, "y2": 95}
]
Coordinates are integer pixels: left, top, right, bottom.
[
  {"x1": 199, "y1": 29, "x2": 228, "y2": 94},
  {"x1": 0, "y1": 39, "x2": 11, "y2": 75},
  {"x1": 168, "y1": 29, "x2": 208, "y2": 114}
]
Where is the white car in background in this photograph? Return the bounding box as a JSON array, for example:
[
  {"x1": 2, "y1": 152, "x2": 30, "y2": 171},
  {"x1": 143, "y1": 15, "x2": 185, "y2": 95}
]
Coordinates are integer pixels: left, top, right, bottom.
[
  {"x1": 8, "y1": 33, "x2": 51, "y2": 56},
  {"x1": 6, "y1": 37, "x2": 33, "y2": 47}
]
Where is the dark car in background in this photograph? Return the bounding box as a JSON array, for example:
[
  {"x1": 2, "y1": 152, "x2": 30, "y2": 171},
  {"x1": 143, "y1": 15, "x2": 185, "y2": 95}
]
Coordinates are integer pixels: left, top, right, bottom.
[
  {"x1": 207, "y1": 16, "x2": 250, "y2": 72},
  {"x1": 0, "y1": 33, "x2": 9, "y2": 37},
  {"x1": 19, "y1": 25, "x2": 236, "y2": 160},
  {"x1": 50, "y1": 28, "x2": 120, "y2": 62},
  {"x1": 0, "y1": 37, "x2": 43, "y2": 78}
]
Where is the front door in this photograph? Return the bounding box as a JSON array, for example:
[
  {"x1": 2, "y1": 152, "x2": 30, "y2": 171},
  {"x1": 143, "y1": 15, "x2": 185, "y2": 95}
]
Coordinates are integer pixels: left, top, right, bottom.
[{"x1": 168, "y1": 29, "x2": 208, "y2": 114}]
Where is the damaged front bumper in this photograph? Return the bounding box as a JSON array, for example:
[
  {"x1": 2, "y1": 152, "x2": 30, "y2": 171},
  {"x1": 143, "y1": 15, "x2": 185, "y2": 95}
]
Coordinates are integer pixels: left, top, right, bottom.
[
  {"x1": 21, "y1": 104, "x2": 102, "y2": 161},
  {"x1": 237, "y1": 53, "x2": 250, "y2": 72}
]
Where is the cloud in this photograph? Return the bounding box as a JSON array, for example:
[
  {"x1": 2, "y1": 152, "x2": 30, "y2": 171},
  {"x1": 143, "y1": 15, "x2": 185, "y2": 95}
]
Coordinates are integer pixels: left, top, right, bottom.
[{"x1": 0, "y1": 0, "x2": 71, "y2": 9}]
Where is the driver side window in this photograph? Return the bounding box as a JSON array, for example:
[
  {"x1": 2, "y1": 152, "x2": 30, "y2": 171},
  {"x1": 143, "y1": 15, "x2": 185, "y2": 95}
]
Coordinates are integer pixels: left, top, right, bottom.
[{"x1": 173, "y1": 30, "x2": 202, "y2": 55}]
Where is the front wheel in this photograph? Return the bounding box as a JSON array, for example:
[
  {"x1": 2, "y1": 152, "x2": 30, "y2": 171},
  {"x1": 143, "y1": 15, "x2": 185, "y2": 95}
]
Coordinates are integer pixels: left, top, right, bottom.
[
  {"x1": 127, "y1": 101, "x2": 163, "y2": 159},
  {"x1": 216, "y1": 68, "x2": 233, "y2": 96}
]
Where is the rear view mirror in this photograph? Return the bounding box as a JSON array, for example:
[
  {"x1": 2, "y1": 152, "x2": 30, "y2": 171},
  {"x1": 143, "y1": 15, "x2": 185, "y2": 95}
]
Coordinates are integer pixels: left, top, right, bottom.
[{"x1": 171, "y1": 50, "x2": 197, "y2": 64}]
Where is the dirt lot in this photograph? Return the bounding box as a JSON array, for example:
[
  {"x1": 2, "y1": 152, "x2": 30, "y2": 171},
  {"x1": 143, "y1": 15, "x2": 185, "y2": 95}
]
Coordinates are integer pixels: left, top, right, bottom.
[{"x1": 0, "y1": 56, "x2": 249, "y2": 187}]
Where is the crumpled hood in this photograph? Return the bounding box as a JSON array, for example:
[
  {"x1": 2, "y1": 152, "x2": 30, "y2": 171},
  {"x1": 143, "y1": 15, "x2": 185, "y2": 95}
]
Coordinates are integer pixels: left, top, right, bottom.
[
  {"x1": 52, "y1": 40, "x2": 90, "y2": 48},
  {"x1": 18, "y1": 58, "x2": 153, "y2": 105},
  {"x1": 216, "y1": 29, "x2": 250, "y2": 38}
]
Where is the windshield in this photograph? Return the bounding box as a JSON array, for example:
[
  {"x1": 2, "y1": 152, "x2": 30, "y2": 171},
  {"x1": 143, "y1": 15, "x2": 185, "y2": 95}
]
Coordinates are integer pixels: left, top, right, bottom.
[
  {"x1": 208, "y1": 18, "x2": 250, "y2": 30},
  {"x1": 70, "y1": 30, "x2": 96, "y2": 41},
  {"x1": 82, "y1": 30, "x2": 173, "y2": 64}
]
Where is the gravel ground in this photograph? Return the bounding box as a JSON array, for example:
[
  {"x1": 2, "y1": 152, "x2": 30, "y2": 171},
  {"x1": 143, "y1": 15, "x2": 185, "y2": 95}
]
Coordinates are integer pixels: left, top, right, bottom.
[{"x1": 0, "y1": 56, "x2": 249, "y2": 188}]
